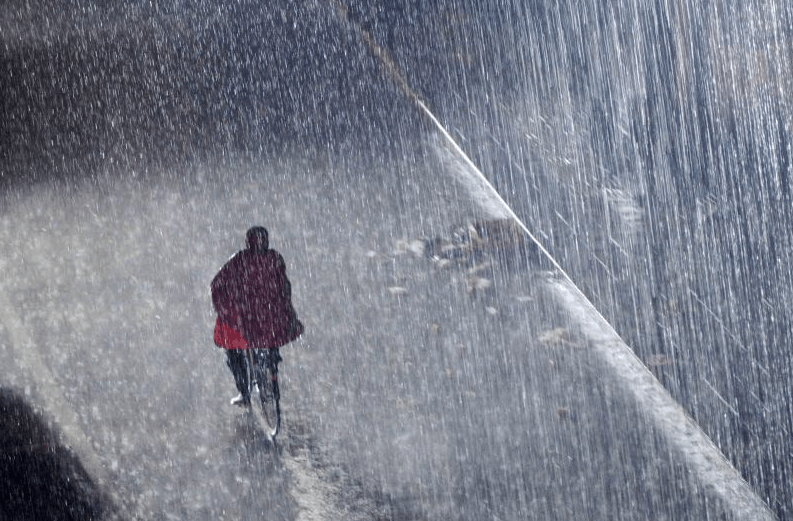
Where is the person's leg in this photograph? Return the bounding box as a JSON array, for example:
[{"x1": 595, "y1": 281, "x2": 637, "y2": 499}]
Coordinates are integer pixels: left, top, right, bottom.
[{"x1": 225, "y1": 349, "x2": 250, "y2": 405}]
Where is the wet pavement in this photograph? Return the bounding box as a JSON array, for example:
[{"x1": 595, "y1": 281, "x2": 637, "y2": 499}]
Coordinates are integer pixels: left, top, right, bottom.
[{"x1": 0, "y1": 148, "x2": 772, "y2": 519}]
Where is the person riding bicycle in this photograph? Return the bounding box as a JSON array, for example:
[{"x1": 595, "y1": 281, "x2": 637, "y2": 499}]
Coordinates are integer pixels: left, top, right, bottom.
[{"x1": 211, "y1": 226, "x2": 304, "y2": 407}]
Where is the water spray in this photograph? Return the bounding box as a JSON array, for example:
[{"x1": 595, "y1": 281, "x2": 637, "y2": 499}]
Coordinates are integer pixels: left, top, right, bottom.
[
  {"x1": 327, "y1": 0, "x2": 611, "y2": 324},
  {"x1": 327, "y1": 3, "x2": 778, "y2": 518}
]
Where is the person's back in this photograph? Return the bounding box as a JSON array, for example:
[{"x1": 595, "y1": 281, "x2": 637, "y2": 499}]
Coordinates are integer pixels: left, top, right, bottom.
[{"x1": 225, "y1": 248, "x2": 299, "y2": 349}]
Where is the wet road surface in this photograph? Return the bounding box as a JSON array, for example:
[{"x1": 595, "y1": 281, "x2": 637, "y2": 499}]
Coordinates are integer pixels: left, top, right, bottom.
[{"x1": 0, "y1": 148, "x2": 768, "y2": 519}]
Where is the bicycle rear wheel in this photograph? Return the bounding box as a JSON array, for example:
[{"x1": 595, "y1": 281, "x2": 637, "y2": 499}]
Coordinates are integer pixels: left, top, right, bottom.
[{"x1": 254, "y1": 350, "x2": 281, "y2": 438}]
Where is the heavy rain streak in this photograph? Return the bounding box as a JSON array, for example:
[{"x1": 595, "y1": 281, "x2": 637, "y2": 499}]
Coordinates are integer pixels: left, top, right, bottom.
[{"x1": 0, "y1": 0, "x2": 789, "y2": 519}]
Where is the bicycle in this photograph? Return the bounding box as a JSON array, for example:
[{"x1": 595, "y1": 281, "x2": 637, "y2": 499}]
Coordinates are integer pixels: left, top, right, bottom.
[{"x1": 244, "y1": 347, "x2": 282, "y2": 439}]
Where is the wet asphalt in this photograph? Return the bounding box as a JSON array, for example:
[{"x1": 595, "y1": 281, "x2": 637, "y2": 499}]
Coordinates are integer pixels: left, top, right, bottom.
[{"x1": 0, "y1": 149, "x2": 759, "y2": 520}]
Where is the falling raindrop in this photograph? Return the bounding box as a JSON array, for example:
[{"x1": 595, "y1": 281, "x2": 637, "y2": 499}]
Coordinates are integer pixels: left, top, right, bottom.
[{"x1": 1, "y1": 0, "x2": 789, "y2": 519}]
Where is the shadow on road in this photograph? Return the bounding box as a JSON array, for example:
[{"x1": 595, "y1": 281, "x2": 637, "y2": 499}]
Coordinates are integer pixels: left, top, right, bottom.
[{"x1": 0, "y1": 387, "x2": 115, "y2": 521}]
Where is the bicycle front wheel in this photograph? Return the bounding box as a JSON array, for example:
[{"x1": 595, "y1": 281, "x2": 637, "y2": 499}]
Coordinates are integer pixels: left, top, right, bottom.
[{"x1": 256, "y1": 352, "x2": 281, "y2": 438}]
